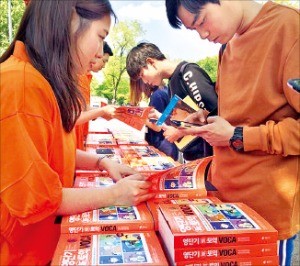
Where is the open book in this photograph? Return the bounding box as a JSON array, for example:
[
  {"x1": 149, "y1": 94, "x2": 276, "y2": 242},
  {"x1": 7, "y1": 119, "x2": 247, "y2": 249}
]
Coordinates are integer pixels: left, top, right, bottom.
[
  {"x1": 147, "y1": 156, "x2": 214, "y2": 199},
  {"x1": 114, "y1": 106, "x2": 153, "y2": 131},
  {"x1": 146, "y1": 156, "x2": 216, "y2": 230},
  {"x1": 156, "y1": 94, "x2": 201, "y2": 151}
]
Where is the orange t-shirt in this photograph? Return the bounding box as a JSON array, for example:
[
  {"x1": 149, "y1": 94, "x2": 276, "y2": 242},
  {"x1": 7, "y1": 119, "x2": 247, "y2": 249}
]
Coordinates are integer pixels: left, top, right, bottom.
[
  {"x1": 0, "y1": 41, "x2": 76, "y2": 265},
  {"x1": 213, "y1": 2, "x2": 299, "y2": 239},
  {"x1": 75, "y1": 74, "x2": 92, "y2": 150}
]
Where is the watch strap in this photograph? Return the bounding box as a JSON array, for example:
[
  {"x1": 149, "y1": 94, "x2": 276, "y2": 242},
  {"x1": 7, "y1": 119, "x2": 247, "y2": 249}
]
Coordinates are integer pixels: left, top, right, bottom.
[{"x1": 229, "y1": 127, "x2": 244, "y2": 152}]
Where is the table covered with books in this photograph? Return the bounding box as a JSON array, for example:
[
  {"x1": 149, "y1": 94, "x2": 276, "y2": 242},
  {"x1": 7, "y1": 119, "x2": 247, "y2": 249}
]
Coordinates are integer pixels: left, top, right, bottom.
[{"x1": 51, "y1": 117, "x2": 279, "y2": 266}]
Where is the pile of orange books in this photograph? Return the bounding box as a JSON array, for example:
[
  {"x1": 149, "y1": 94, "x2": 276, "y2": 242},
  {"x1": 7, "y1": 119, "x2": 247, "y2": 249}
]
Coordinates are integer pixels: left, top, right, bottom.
[
  {"x1": 126, "y1": 156, "x2": 178, "y2": 173},
  {"x1": 51, "y1": 231, "x2": 168, "y2": 265},
  {"x1": 119, "y1": 145, "x2": 164, "y2": 158},
  {"x1": 61, "y1": 203, "x2": 154, "y2": 234},
  {"x1": 158, "y1": 202, "x2": 279, "y2": 265}
]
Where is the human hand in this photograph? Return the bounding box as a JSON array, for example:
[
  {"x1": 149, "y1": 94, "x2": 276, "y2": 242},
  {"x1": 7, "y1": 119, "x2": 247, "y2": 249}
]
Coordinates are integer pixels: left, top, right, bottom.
[
  {"x1": 111, "y1": 174, "x2": 155, "y2": 206},
  {"x1": 161, "y1": 125, "x2": 184, "y2": 143},
  {"x1": 100, "y1": 158, "x2": 138, "y2": 181},
  {"x1": 148, "y1": 109, "x2": 161, "y2": 120},
  {"x1": 100, "y1": 105, "x2": 116, "y2": 120},
  {"x1": 185, "y1": 109, "x2": 210, "y2": 125},
  {"x1": 182, "y1": 116, "x2": 235, "y2": 147}
]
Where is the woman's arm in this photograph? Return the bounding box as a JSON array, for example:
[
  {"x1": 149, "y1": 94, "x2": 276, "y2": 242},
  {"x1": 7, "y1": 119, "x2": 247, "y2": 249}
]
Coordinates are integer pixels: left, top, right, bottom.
[
  {"x1": 76, "y1": 105, "x2": 116, "y2": 125},
  {"x1": 56, "y1": 174, "x2": 153, "y2": 215},
  {"x1": 55, "y1": 149, "x2": 155, "y2": 215},
  {"x1": 75, "y1": 149, "x2": 137, "y2": 181}
]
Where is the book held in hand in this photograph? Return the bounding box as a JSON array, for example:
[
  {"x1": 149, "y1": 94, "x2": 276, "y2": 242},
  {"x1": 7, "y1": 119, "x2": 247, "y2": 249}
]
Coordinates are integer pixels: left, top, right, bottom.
[
  {"x1": 114, "y1": 106, "x2": 153, "y2": 131},
  {"x1": 156, "y1": 94, "x2": 200, "y2": 152},
  {"x1": 148, "y1": 157, "x2": 212, "y2": 199},
  {"x1": 51, "y1": 231, "x2": 168, "y2": 265}
]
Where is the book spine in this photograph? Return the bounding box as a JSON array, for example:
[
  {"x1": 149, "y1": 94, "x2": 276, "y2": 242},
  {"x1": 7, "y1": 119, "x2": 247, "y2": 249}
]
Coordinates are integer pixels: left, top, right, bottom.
[
  {"x1": 174, "y1": 255, "x2": 279, "y2": 266},
  {"x1": 156, "y1": 95, "x2": 180, "y2": 125},
  {"x1": 174, "y1": 243, "x2": 277, "y2": 262},
  {"x1": 154, "y1": 190, "x2": 207, "y2": 200},
  {"x1": 61, "y1": 221, "x2": 154, "y2": 234},
  {"x1": 174, "y1": 232, "x2": 278, "y2": 248}
]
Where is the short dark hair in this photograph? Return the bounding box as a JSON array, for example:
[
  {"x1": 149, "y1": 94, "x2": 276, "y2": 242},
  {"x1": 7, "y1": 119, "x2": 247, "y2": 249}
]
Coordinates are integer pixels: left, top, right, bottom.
[
  {"x1": 1, "y1": 0, "x2": 116, "y2": 132},
  {"x1": 104, "y1": 42, "x2": 113, "y2": 56},
  {"x1": 166, "y1": 0, "x2": 220, "y2": 29},
  {"x1": 126, "y1": 42, "x2": 166, "y2": 80}
]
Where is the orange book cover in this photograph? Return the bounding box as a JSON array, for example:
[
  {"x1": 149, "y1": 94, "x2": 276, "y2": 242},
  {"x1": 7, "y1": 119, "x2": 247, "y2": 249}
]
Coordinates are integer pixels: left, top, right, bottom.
[
  {"x1": 51, "y1": 231, "x2": 168, "y2": 266},
  {"x1": 168, "y1": 243, "x2": 277, "y2": 263},
  {"x1": 147, "y1": 197, "x2": 222, "y2": 231},
  {"x1": 158, "y1": 202, "x2": 277, "y2": 249},
  {"x1": 114, "y1": 106, "x2": 153, "y2": 131},
  {"x1": 174, "y1": 256, "x2": 279, "y2": 266},
  {"x1": 125, "y1": 156, "x2": 178, "y2": 173},
  {"x1": 147, "y1": 157, "x2": 212, "y2": 199},
  {"x1": 119, "y1": 145, "x2": 164, "y2": 158},
  {"x1": 61, "y1": 203, "x2": 154, "y2": 234}
]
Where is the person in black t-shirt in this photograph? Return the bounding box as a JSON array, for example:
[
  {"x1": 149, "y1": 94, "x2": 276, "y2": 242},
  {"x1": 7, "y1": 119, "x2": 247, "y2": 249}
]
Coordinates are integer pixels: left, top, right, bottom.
[{"x1": 126, "y1": 42, "x2": 217, "y2": 161}]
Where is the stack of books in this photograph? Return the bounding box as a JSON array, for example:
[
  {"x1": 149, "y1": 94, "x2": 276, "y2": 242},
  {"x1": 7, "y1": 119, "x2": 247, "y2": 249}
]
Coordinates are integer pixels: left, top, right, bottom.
[
  {"x1": 52, "y1": 203, "x2": 168, "y2": 265},
  {"x1": 60, "y1": 203, "x2": 154, "y2": 234},
  {"x1": 158, "y1": 202, "x2": 278, "y2": 265},
  {"x1": 52, "y1": 231, "x2": 168, "y2": 265},
  {"x1": 119, "y1": 145, "x2": 164, "y2": 159}
]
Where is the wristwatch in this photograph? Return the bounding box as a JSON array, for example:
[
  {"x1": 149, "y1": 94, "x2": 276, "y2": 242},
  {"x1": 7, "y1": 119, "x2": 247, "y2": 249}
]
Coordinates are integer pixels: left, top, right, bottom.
[{"x1": 229, "y1": 127, "x2": 244, "y2": 152}]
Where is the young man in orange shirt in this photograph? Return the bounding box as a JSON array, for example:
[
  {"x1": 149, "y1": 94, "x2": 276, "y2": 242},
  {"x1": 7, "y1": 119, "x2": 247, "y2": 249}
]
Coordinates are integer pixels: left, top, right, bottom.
[{"x1": 165, "y1": 1, "x2": 299, "y2": 265}]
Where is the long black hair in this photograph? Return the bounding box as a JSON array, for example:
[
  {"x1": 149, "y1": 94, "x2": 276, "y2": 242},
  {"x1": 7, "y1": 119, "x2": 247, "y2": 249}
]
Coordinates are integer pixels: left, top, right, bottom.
[
  {"x1": 165, "y1": 0, "x2": 220, "y2": 29},
  {"x1": 0, "y1": 0, "x2": 116, "y2": 132}
]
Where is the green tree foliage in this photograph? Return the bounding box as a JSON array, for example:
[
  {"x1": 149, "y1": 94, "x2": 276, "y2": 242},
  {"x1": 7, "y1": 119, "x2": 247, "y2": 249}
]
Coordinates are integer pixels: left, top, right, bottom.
[
  {"x1": 197, "y1": 55, "x2": 218, "y2": 83},
  {"x1": 93, "y1": 20, "x2": 145, "y2": 105},
  {"x1": 0, "y1": 0, "x2": 25, "y2": 56}
]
